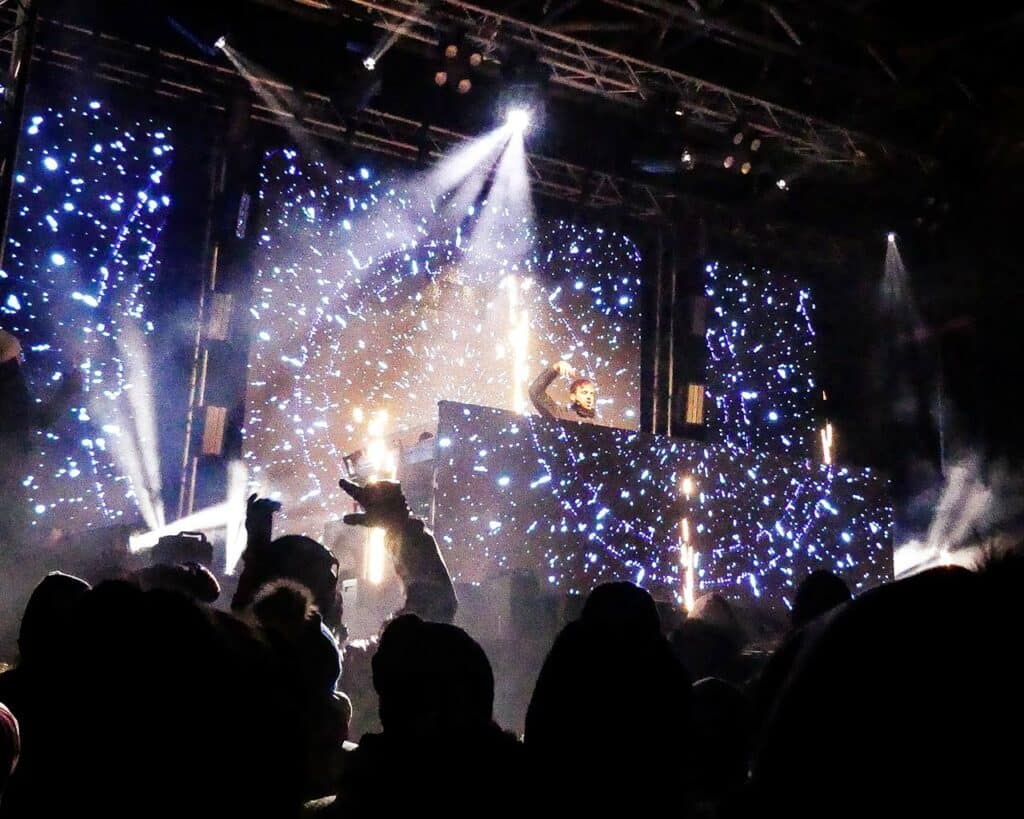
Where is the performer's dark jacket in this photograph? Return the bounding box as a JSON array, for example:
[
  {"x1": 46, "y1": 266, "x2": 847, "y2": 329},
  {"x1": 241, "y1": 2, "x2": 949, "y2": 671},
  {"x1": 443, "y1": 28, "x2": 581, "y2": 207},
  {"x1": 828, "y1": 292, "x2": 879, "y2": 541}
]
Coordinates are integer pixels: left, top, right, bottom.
[{"x1": 528, "y1": 365, "x2": 609, "y2": 426}]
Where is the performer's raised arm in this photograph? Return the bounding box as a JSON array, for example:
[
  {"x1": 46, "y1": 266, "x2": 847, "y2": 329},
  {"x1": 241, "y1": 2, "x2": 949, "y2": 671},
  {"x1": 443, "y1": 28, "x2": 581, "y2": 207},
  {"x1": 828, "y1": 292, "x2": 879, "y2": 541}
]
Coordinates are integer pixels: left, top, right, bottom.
[
  {"x1": 529, "y1": 360, "x2": 601, "y2": 424},
  {"x1": 529, "y1": 360, "x2": 573, "y2": 420}
]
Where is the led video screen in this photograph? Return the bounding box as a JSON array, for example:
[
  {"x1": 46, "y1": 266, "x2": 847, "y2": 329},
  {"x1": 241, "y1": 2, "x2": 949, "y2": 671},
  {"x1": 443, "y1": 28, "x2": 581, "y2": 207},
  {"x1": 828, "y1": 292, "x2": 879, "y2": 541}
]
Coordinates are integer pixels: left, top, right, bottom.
[
  {"x1": 243, "y1": 149, "x2": 643, "y2": 537},
  {"x1": 433, "y1": 401, "x2": 893, "y2": 609},
  {"x1": 704, "y1": 260, "x2": 820, "y2": 458},
  {"x1": 0, "y1": 96, "x2": 173, "y2": 533}
]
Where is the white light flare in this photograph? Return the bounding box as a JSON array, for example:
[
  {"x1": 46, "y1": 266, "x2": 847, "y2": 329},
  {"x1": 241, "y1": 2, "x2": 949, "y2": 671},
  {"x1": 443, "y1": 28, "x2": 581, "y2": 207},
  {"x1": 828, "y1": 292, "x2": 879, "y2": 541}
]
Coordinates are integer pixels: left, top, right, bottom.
[
  {"x1": 679, "y1": 516, "x2": 698, "y2": 612},
  {"x1": 466, "y1": 125, "x2": 534, "y2": 278},
  {"x1": 681, "y1": 475, "x2": 695, "y2": 500},
  {"x1": 118, "y1": 322, "x2": 165, "y2": 529},
  {"x1": 223, "y1": 460, "x2": 250, "y2": 574},
  {"x1": 821, "y1": 421, "x2": 834, "y2": 466},
  {"x1": 504, "y1": 276, "x2": 531, "y2": 413},
  {"x1": 362, "y1": 408, "x2": 397, "y2": 585},
  {"x1": 421, "y1": 126, "x2": 508, "y2": 202},
  {"x1": 129, "y1": 502, "x2": 230, "y2": 554},
  {"x1": 506, "y1": 108, "x2": 531, "y2": 132}
]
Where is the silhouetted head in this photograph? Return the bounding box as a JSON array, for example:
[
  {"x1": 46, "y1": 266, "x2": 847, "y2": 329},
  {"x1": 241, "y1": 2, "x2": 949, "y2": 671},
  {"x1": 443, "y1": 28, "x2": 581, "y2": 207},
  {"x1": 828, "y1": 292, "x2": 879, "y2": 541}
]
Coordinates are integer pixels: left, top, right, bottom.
[
  {"x1": 690, "y1": 677, "x2": 752, "y2": 799},
  {"x1": 18, "y1": 571, "x2": 90, "y2": 664},
  {"x1": 251, "y1": 579, "x2": 317, "y2": 634},
  {"x1": 134, "y1": 562, "x2": 220, "y2": 603},
  {"x1": 372, "y1": 614, "x2": 494, "y2": 739},
  {"x1": 581, "y1": 581, "x2": 661, "y2": 639},
  {"x1": 690, "y1": 593, "x2": 743, "y2": 637},
  {"x1": 233, "y1": 534, "x2": 341, "y2": 629},
  {"x1": 752, "y1": 565, "x2": 1019, "y2": 814},
  {"x1": 791, "y1": 570, "x2": 851, "y2": 629}
]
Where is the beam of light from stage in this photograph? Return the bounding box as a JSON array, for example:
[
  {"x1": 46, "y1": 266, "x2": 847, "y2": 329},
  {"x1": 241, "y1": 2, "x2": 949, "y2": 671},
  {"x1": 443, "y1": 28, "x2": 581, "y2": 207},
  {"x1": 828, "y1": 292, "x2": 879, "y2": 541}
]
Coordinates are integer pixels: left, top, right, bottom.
[
  {"x1": 129, "y1": 460, "x2": 249, "y2": 569},
  {"x1": 881, "y1": 232, "x2": 925, "y2": 336},
  {"x1": 363, "y1": 0, "x2": 432, "y2": 68},
  {"x1": 884, "y1": 233, "x2": 1023, "y2": 577},
  {"x1": 894, "y1": 455, "x2": 1024, "y2": 578},
  {"x1": 330, "y1": 126, "x2": 511, "y2": 269},
  {"x1": 78, "y1": 323, "x2": 165, "y2": 533},
  {"x1": 465, "y1": 124, "x2": 534, "y2": 278},
  {"x1": 223, "y1": 460, "x2": 250, "y2": 574},
  {"x1": 421, "y1": 127, "x2": 510, "y2": 195},
  {"x1": 506, "y1": 108, "x2": 531, "y2": 132},
  {"x1": 219, "y1": 43, "x2": 324, "y2": 159},
  {"x1": 112, "y1": 322, "x2": 165, "y2": 530},
  {"x1": 881, "y1": 236, "x2": 942, "y2": 440},
  {"x1": 129, "y1": 502, "x2": 230, "y2": 554},
  {"x1": 419, "y1": 126, "x2": 510, "y2": 223}
]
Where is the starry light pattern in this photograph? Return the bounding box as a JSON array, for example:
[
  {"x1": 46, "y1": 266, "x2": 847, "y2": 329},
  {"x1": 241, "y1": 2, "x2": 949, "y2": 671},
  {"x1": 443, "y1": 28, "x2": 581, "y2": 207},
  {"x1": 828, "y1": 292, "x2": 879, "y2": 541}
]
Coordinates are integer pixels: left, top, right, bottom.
[
  {"x1": 243, "y1": 149, "x2": 642, "y2": 537},
  {"x1": 704, "y1": 261, "x2": 819, "y2": 457},
  {"x1": 0, "y1": 97, "x2": 173, "y2": 530},
  {"x1": 433, "y1": 401, "x2": 893, "y2": 610},
  {"x1": 432, "y1": 261, "x2": 893, "y2": 610}
]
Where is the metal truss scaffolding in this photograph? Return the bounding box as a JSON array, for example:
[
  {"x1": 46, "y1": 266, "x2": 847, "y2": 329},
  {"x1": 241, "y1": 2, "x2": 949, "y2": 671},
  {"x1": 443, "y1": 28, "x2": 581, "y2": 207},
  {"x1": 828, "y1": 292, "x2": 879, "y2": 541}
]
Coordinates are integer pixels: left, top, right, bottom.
[{"x1": 343, "y1": 0, "x2": 898, "y2": 166}]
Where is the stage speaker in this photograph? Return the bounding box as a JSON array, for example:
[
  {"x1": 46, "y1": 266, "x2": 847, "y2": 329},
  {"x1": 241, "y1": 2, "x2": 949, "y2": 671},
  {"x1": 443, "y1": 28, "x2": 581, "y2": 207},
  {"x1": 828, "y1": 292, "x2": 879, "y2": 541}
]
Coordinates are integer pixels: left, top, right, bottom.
[
  {"x1": 200, "y1": 405, "x2": 227, "y2": 456},
  {"x1": 685, "y1": 383, "x2": 705, "y2": 425}
]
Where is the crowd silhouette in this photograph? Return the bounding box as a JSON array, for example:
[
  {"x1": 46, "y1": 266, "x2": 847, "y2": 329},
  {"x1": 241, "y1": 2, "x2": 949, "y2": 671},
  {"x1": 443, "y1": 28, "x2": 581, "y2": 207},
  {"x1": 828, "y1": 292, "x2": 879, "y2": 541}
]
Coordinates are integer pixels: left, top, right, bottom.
[{"x1": 0, "y1": 468, "x2": 1021, "y2": 817}]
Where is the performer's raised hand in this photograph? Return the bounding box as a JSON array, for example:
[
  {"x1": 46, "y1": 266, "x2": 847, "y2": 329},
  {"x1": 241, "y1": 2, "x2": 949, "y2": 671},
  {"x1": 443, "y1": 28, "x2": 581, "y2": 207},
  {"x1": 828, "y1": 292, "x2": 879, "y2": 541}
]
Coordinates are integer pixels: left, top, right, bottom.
[
  {"x1": 553, "y1": 360, "x2": 576, "y2": 378},
  {"x1": 339, "y1": 478, "x2": 410, "y2": 528}
]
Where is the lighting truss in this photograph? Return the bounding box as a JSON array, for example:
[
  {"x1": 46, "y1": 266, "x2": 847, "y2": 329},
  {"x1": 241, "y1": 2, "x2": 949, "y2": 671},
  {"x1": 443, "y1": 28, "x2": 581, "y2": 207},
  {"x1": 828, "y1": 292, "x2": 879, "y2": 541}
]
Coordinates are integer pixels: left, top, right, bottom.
[
  {"x1": 342, "y1": 0, "x2": 912, "y2": 167},
  {"x1": 3, "y1": 14, "x2": 853, "y2": 265}
]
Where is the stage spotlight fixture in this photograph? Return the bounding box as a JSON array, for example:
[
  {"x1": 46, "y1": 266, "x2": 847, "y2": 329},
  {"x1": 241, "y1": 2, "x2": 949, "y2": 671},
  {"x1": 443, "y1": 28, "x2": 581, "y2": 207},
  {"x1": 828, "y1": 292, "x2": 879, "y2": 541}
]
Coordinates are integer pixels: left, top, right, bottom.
[
  {"x1": 750, "y1": 137, "x2": 762, "y2": 152},
  {"x1": 723, "y1": 155, "x2": 735, "y2": 169},
  {"x1": 168, "y1": 15, "x2": 228, "y2": 58},
  {"x1": 887, "y1": 231, "x2": 896, "y2": 243},
  {"x1": 445, "y1": 44, "x2": 459, "y2": 59},
  {"x1": 680, "y1": 150, "x2": 695, "y2": 171},
  {"x1": 675, "y1": 107, "x2": 685, "y2": 117},
  {"x1": 776, "y1": 178, "x2": 788, "y2": 190},
  {"x1": 469, "y1": 52, "x2": 482, "y2": 67},
  {"x1": 732, "y1": 131, "x2": 744, "y2": 146},
  {"x1": 435, "y1": 70, "x2": 448, "y2": 86},
  {"x1": 363, "y1": 56, "x2": 376, "y2": 71},
  {"x1": 457, "y1": 78, "x2": 472, "y2": 94},
  {"x1": 740, "y1": 161, "x2": 752, "y2": 175},
  {"x1": 329, "y1": 56, "x2": 383, "y2": 119},
  {"x1": 507, "y1": 107, "x2": 531, "y2": 130}
]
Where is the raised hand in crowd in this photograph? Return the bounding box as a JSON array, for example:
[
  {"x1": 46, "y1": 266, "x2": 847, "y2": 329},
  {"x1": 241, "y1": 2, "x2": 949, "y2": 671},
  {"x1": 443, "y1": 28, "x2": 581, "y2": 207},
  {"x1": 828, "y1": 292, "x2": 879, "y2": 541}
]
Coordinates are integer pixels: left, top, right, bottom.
[{"x1": 339, "y1": 478, "x2": 457, "y2": 624}]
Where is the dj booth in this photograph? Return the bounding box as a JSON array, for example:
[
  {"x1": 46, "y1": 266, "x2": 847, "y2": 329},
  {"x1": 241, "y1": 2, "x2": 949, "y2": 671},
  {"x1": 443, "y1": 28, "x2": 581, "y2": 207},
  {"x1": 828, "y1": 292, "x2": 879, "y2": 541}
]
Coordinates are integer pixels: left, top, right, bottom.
[{"x1": 333, "y1": 400, "x2": 893, "y2": 621}]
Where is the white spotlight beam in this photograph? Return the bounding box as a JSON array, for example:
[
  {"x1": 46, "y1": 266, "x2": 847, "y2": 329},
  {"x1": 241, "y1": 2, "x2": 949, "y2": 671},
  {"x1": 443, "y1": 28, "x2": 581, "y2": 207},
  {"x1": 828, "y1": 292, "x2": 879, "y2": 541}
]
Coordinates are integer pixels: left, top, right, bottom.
[
  {"x1": 117, "y1": 322, "x2": 165, "y2": 528},
  {"x1": 467, "y1": 127, "x2": 534, "y2": 274},
  {"x1": 420, "y1": 125, "x2": 510, "y2": 198},
  {"x1": 129, "y1": 502, "x2": 230, "y2": 554},
  {"x1": 506, "y1": 108, "x2": 531, "y2": 131}
]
